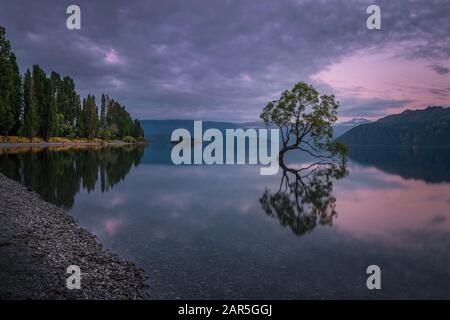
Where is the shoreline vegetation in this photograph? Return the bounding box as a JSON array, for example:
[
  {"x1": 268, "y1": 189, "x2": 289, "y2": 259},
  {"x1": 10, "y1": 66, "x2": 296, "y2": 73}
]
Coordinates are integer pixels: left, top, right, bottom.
[
  {"x1": 0, "y1": 172, "x2": 149, "y2": 299},
  {"x1": 0, "y1": 135, "x2": 148, "y2": 148},
  {"x1": 0, "y1": 26, "x2": 146, "y2": 143}
]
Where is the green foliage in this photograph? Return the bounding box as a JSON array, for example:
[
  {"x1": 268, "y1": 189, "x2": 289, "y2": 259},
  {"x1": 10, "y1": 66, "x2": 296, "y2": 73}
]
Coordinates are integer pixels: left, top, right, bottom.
[
  {"x1": 0, "y1": 25, "x2": 144, "y2": 142},
  {"x1": 32, "y1": 64, "x2": 47, "y2": 137},
  {"x1": 259, "y1": 82, "x2": 348, "y2": 237},
  {"x1": 9, "y1": 53, "x2": 22, "y2": 134},
  {"x1": 122, "y1": 136, "x2": 137, "y2": 143},
  {"x1": 83, "y1": 94, "x2": 98, "y2": 139},
  {"x1": 97, "y1": 128, "x2": 113, "y2": 141},
  {"x1": 133, "y1": 119, "x2": 144, "y2": 138},
  {"x1": 100, "y1": 93, "x2": 107, "y2": 129},
  {"x1": 53, "y1": 73, "x2": 79, "y2": 126},
  {"x1": 0, "y1": 26, "x2": 22, "y2": 135},
  {"x1": 74, "y1": 94, "x2": 84, "y2": 137},
  {"x1": 44, "y1": 77, "x2": 58, "y2": 139},
  {"x1": 0, "y1": 99, "x2": 13, "y2": 135},
  {"x1": 23, "y1": 69, "x2": 39, "y2": 138},
  {"x1": 260, "y1": 81, "x2": 345, "y2": 161},
  {"x1": 55, "y1": 113, "x2": 76, "y2": 137},
  {"x1": 106, "y1": 99, "x2": 133, "y2": 138}
]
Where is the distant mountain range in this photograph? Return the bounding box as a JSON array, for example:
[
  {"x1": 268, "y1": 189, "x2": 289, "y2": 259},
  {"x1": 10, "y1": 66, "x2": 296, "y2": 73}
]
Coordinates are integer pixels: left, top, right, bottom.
[
  {"x1": 338, "y1": 106, "x2": 450, "y2": 146},
  {"x1": 140, "y1": 117, "x2": 370, "y2": 140},
  {"x1": 332, "y1": 118, "x2": 372, "y2": 138},
  {"x1": 140, "y1": 119, "x2": 255, "y2": 140}
]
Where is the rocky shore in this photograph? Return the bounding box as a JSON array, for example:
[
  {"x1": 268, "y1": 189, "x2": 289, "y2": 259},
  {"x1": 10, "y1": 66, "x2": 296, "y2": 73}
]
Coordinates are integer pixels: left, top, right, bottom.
[{"x1": 0, "y1": 173, "x2": 149, "y2": 300}]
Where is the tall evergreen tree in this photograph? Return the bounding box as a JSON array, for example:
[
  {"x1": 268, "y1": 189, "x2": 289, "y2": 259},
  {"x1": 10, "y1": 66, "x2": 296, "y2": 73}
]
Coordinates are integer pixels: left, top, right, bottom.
[
  {"x1": 31, "y1": 66, "x2": 57, "y2": 139},
  {"x1": 62, "y1": 76, "x2": 78, "y2": 125},
  {"x1": 133, "y1": 119, "x2": 144, "y2": 138},
  {"x1": 53, "y1": 74, "x2": 78, "y2": 126},
  {"x1": 0, "y1": 99, "x2": 11, "y2": 135},
  {"x1": 32, "y1": 65, "x2": 47, "y2": 137},
  {"x1": 100, "y1": 93, "x2": 107, "y2": 129},
  {"x1": 75, "y1": 95, "x2": 85, "y2": 137},
  {"x1": 23, "y1": 69, "x2": 39, "y2": 138},
  {"x1": 50, "y1": 71, "x2": 61, "y2": 99},
  {"x1": 9, "y1": 53, "x2": 22, "y2": 135},
  {"x1": 83, "y1": 95, "x2": 98, "y2": 139},
  {"x1": 0, "y1": 26, "x2": 15, "y2": 135},
  {"x1": 44, "y1": 77, "x2": 57, "y2": 139}
]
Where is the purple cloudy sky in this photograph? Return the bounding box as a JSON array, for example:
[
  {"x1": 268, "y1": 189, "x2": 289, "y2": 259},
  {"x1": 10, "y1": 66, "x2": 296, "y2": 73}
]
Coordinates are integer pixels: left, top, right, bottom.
[{"x1": 0, "y1": 0, "x2": 449, "y2": 121}]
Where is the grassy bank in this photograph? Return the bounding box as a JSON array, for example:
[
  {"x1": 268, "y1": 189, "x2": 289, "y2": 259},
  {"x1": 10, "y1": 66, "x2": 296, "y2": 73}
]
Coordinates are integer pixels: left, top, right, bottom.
[{"x1": 0, "y1": 135, "x2": 148, "y2": 146}]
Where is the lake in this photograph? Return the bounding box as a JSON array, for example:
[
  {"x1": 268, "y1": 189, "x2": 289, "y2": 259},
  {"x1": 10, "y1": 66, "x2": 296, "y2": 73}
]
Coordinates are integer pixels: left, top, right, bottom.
[{"x1": 1, "y1": 140, "x2": 450, "y2": 299}]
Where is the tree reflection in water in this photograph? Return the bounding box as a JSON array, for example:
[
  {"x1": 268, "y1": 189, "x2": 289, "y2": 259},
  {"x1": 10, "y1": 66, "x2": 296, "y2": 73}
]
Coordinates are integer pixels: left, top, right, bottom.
[
  {"x1": 260, "y1": 160, "x2": 348, "y2": 236},
  {"x1": 0, "y1": 145, "x2": 145, "y2": 209}
]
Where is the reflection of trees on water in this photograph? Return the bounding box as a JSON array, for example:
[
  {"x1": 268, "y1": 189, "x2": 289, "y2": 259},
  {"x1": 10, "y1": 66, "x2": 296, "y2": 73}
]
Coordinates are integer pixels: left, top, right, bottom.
[
  {"x1": 260, "y1": 161, "x2": 347, "y2": 237},
  {"x1": 0, "y1": 145, "x2": 145, "y2": 208},
  {"x1": 347, "y1": 146, "x2": 450, "y2": 184},
  {"x1": 258, "y1": 81, "x2": 349, "y2": 236}
]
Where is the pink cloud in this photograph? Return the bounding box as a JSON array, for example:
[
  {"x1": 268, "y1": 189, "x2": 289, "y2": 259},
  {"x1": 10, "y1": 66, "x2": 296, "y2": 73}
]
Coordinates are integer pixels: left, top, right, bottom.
[
  {"x1": 104, "y1": 48, "x2": 121, "y2": 65},
  {"x1": 312, "y1": 43, "x2": 450, "y2": 119}
]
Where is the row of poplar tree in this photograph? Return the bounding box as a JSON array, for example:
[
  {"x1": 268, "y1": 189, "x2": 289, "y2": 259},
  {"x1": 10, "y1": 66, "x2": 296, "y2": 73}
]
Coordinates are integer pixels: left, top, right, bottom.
[{"x1": 0, "y1": 26, "x2": 144, "y2": 140}]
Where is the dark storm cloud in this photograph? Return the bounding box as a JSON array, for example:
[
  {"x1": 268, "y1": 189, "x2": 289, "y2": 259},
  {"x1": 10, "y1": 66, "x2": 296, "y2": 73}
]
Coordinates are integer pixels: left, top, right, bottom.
[
  {"x1": 429, "y1": 64, "x2": 450, "y2": 75},
  {"x1": 0, "y1": 0, "x2": 448, "y2": 120}
]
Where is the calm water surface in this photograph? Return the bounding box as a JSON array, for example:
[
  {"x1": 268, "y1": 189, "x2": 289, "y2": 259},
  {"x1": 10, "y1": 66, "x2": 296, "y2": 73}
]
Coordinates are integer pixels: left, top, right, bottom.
[{"x1": 1, "y1": 142, "x2": 450, "y2": 299}]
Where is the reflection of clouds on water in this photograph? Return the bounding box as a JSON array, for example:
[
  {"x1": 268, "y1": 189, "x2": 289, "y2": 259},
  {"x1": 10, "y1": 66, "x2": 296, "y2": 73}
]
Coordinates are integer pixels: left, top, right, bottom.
[
  {"x1": 100, "y1": 193, "x2": 126, "y2": 209},
  {"x1": 238, "y1": 203, "x2": 253, "y2": 215},
  {"x1": 429, "y1": 215, "x2": 446, "y2": 226},
  {"x1": 6, "y1": 144, "x2": 450, "y2": 298},
  {"x1": 66, "y1": 152, "x2": 450, "y2": 299},
  {"x1": 84, "y1": 211, "x2": 128, "y2": 239},
  {"x1": 337, "y1": 164, "x2": 408, "y2": 191},
  {"x1": 103, "y1": 217, "x2": 125, "y2": 236},
  {"x1": 148, "y1": 192, "x2": 195, "y2": 212},
  {"x1": 335, "y1": 165, "x2": 450, "y2": 240},
  {"x1": 70, "y1": 153, "x2": 450, "y2": 250}
]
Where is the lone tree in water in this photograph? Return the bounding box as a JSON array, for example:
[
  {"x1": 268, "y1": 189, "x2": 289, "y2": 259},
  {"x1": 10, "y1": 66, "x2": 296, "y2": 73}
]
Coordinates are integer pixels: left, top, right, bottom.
[
  {"x1": 260, "y1": 81, "x2": 346, "y2": 166},
  {"x1": 259, "y1": 82, "x2": 347, "y2": 237}
]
